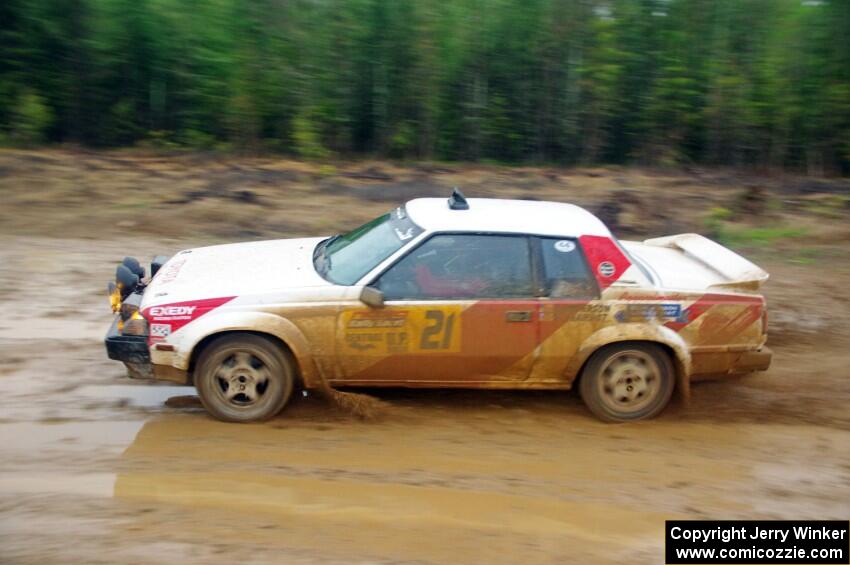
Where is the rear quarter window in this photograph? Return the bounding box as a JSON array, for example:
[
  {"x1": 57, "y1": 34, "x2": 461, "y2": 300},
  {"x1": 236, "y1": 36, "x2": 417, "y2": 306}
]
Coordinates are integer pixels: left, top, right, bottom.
[{"x1": 539, "y1": 237, "x2": 599, "y2": 299}]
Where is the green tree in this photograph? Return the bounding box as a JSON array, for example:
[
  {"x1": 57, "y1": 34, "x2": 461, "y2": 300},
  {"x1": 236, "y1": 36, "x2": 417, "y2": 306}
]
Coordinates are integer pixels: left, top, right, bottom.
[
  {"x1": 0, "y1": 0, "x2": 846, "y2": 173},
  {"x1": 9, "y1": 90, "x2": 53, "y2": 144}
]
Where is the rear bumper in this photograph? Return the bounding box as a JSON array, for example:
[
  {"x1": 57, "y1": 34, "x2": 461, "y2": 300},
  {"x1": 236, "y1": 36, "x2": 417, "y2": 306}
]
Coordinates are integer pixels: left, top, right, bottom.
[
  {"x1": 690, "y1": 345, "x2": 772, "y2": 381},
  {"x1": 104, "y1": 316, "x2": 150, "y2": 365},
  {"x1": 731, "y1": 346, "x2": 772, "y2": 373}
]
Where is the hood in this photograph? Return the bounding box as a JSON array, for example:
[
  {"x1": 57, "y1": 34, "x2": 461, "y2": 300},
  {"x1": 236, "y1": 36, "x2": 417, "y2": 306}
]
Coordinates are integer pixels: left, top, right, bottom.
[{"x1": 142, "y1": 237, "x2": 331, "y2": 308}]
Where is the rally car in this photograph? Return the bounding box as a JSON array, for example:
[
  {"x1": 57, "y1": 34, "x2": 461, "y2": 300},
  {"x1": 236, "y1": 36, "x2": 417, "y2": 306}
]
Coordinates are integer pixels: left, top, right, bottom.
[{"x1": 105, "y1": 190, "x2": 771, "y2": 422}]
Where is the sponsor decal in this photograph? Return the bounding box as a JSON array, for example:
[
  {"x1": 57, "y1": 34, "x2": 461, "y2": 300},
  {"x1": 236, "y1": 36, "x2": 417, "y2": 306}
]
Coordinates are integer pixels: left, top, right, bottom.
[
  {"x1": 156, "y1": 258, "x2": 187, "y2": 284},
  {"x1": 347, "y1": 311, "x2": 408, "y2": 329},
  {"x1": 616, "y1": 303, "x2": 685, "y2": 323},
  {"x1": 664, "y1": 293, "x2": 764, "y2": 333},
  {"x1": 660, "y1": 303, "x2": 683, "y2": 319},
  {"x1": 394, "y1": 227, "x2": 416, "y2": 241},
  {"x1": 149, "y1": 323, "x2": 172, "y2": 343},
  {"x1": 553, "y1": 240, "x2": 576, "y2": 253},
  {"x1": 148, "y1": 305, "x2": 197, "y2": 319},
  {"x1": 142, "y1": 296, "x2": 235, "y2": 344},
  {"x1": 572, "y1": 303, "x2": 610, "y2": 321},
  {"x1": 341, "y1": 306, "x2": 462, "y2": 355},
  {"x1": 598, "y1": 261, "x2": 616, "y2": 277},
  {"x1": 619, "y1": 292, "x2": 694, "y2": 301},
  {"x1": 346, "y1": 333, "x2": 380, "y2": 351},
  {"x1": 150, "y1": 323, "x2": 171, "y2": 337},
  {"x1": 344, "y1": 310, "x2": 411, "y2": 354}
]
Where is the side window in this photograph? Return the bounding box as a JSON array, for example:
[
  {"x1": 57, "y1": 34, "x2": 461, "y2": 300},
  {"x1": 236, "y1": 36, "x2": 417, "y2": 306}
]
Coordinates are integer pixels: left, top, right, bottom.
[
  {"x1": 375, "y1": 234, "x2": 533, "y2": 300},
  {"x1": 539, "y1": 237, "x2": 598, "y2": 299}
]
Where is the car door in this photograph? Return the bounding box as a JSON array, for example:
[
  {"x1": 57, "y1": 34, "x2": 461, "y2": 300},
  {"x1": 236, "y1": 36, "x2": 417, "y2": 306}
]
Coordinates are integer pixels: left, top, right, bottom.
[
  {"x1": 527, "y1": 236, "x2": 605, "y2": 384},
  {"x1": 335, "y1": 233, "x2": 540, "y2": 384}
]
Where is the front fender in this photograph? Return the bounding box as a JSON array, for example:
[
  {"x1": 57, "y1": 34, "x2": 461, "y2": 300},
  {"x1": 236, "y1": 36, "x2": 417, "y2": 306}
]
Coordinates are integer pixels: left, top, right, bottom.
[
  {"x1": 565, "y1": 323, "x2": 692, "y2": 401},
  {"x1": 171, "y1": 311, "x2": 321, "y2": 388}
]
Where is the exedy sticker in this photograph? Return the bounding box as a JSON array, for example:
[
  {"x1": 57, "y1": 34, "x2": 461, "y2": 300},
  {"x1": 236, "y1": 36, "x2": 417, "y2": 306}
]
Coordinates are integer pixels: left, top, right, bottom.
[
  {"x1": 143, "y1": 296, "x2": 235, "y2": 345},
  {"x1": 148, "y1": 305, "x2": 197, "y2": 319}
]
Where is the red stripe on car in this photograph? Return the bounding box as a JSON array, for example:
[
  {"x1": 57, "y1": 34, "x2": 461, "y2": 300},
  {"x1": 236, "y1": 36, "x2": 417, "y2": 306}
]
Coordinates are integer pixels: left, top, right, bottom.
[
  {"x1": 665, "y1": 293, "x2": 763, "y2": 333},
  {"x1": 143, "y1": 296, "x2": 236, "y2": 344}
]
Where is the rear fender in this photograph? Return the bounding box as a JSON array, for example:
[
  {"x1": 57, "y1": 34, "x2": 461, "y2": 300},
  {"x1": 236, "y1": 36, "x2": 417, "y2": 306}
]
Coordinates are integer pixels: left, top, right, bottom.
[
  {"x1": 172, "y1": 311, "x2": 321, "y2": 387},
  {"x1": 565, "y1": 323, "x2": 692, "y2": 401}
]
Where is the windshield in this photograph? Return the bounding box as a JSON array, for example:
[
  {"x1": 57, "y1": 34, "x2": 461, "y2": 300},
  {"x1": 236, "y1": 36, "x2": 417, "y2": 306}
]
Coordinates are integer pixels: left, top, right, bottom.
[{"x1": 314, "y1": 206, "x2": 423, "y2": 285}]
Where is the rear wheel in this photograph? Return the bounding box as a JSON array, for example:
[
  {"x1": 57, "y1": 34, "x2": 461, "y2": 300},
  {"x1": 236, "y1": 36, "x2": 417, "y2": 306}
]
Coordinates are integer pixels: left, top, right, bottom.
[
  {"x1": 579, "y1": 343, "x2": 674, "y2": 422},
  {"x1": 195, "y1": 334, "x2": 294, "y2": 422}
]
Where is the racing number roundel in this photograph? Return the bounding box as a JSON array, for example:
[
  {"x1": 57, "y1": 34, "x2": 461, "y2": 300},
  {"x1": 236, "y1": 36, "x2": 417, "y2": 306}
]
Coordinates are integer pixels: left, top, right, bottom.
[
  {"x1": 554, "y1": 240, "x2": 576, "y2": 253},
  {"x1": 598, "y1": 261, "x2": 616, "y2": 277}
]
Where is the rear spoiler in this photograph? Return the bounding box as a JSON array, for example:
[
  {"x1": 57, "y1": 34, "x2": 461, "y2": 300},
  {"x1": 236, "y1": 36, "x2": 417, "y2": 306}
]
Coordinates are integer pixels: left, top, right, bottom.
[{"x1": 643, "y1": 233, "x2": 769, "y2": 290}]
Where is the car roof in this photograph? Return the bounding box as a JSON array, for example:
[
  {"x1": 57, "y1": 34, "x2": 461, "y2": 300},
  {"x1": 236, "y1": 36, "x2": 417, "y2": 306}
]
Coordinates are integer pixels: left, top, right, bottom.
[{"x1": 404, "y1": 197, "x2": 612, "y2": 238}]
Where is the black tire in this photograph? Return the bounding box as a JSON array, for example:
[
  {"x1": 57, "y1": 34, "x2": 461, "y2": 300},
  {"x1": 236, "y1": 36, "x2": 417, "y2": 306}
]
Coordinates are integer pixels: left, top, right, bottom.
[
  {"x1": 195, "y1": 334, "x2": 294, "y2": 422},
  {"x1": 578, "y1": 343, "x2": 675, "y2": 422}
]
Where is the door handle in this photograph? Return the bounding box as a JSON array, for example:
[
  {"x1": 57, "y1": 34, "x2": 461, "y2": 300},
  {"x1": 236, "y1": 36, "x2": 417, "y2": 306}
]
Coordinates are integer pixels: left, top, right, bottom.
[{"x1": 505, "y1": 310, "x2": 533, "y2": 322}]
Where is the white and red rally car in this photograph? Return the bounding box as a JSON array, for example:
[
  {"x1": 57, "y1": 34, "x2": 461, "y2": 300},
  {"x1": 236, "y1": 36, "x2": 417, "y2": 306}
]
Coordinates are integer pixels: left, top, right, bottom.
[{"x1": 106, "y1": 190, "x2": 771, "y2": 422}]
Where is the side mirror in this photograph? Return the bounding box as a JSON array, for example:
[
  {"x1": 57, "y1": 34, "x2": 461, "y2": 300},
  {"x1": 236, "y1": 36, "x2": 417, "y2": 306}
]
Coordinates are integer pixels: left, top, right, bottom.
[{"x1": 360, "y1": 286, "x2": 385, "y2": 308}]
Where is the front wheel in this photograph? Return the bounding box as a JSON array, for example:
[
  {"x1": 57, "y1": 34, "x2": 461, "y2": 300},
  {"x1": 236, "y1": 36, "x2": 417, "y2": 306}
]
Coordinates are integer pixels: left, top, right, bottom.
[
  {"x1": 195, "y1": 334, "x2": 294, "y2": 422},
  {"x1": 579, "y1": 343, "x2": 675, "y2": 422}
]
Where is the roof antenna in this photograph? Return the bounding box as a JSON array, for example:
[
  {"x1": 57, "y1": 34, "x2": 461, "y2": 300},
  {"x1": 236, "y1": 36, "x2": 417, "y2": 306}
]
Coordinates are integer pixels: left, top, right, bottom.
[{"x1": 447, "y1": 187, "x2": 469, "y2": 210}]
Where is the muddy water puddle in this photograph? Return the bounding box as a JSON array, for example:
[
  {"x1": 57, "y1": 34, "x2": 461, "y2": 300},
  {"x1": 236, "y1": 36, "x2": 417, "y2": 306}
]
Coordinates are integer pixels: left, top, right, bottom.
[
  {"x1": 5, "y1": 387, "x2": 847, "y2": 563},
  {"x1": 76, "y1": 384, "x2": 198, "y2": 408}
]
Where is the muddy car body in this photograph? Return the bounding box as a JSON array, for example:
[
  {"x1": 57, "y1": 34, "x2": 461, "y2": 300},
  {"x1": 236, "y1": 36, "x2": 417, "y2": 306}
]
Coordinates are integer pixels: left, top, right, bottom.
[{"x1": 105, "y1": 191, "x2": 771, "y2": 422}]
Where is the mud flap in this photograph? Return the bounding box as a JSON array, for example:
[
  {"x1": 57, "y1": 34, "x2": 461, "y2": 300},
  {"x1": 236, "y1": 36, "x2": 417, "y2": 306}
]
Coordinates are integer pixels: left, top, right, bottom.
[
  {"x1": 675, "y1": 360, "x2": 691, "y2": 405},
  {"x1": 125, "y1": 362, "x2": 153, "y2": 380}
]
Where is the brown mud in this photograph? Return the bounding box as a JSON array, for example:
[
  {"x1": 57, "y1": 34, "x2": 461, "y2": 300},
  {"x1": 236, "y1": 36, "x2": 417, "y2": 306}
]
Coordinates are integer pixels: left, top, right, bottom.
[{"x1": 0, "y1": 149, "x2": 848, "y2": 564}]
